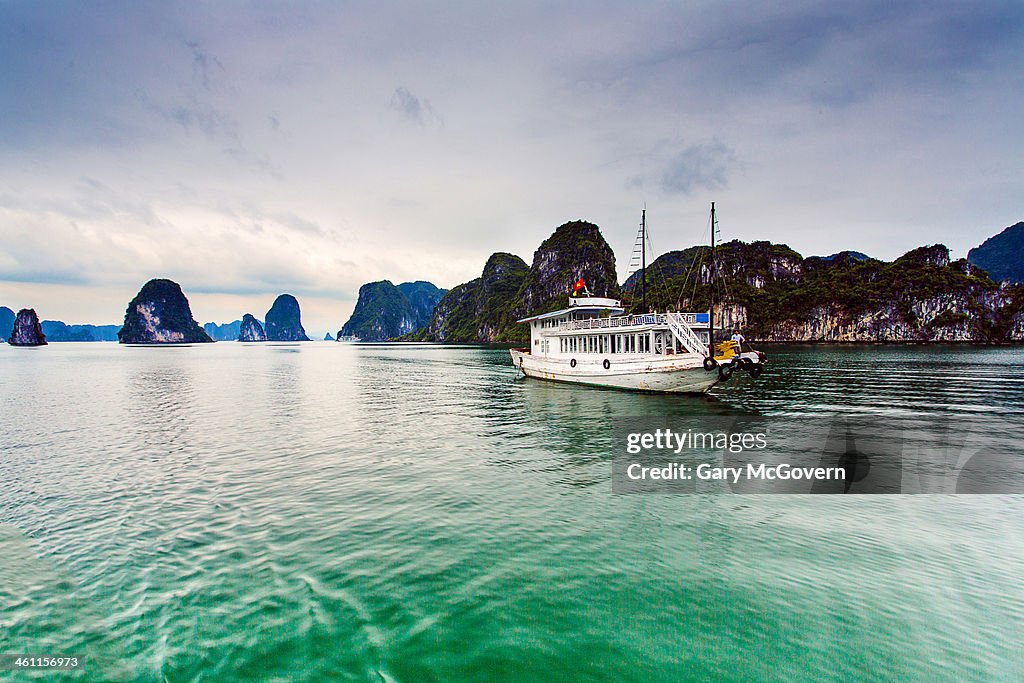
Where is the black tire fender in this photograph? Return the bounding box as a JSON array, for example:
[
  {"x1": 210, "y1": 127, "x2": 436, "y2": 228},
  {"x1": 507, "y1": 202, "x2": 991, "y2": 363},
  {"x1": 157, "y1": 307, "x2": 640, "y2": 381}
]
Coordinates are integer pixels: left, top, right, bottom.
[
  {"x1": 703, "y1": 357, "x2": 717, "y2": 371},
  {"x1": 603, "y1": 359, "x2": 611, "y2": 370},
  {"x1": 570, "y1": 358, "x2": 577, "y2": 368},
  {"x1": 718, "y1": 363, "x2": 734, "y2": 381},
  {"x1": 749, "y1": 363, "x2": 764, "y2": 379}
]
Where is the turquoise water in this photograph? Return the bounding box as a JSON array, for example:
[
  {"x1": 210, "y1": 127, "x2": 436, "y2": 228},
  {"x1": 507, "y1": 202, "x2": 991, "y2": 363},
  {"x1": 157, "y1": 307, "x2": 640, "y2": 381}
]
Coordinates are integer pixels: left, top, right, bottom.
[{"x1": 1, "y1": 342, "x2": 1023, "y2": 681}]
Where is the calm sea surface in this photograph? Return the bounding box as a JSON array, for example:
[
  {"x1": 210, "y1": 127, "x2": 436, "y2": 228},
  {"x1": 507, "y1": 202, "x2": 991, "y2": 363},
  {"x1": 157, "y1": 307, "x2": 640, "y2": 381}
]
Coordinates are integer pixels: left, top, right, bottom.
[{"x1": 2, "y1": 342, "x2": 1023, "y2": 681}]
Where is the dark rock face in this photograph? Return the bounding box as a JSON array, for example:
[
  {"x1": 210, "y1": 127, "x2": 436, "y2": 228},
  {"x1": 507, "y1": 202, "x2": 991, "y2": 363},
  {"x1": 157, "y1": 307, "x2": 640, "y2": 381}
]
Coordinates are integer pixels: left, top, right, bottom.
[
  {"x1": 637, "y1": 240, "x2": 1024, "y2": 342},
  {"x1": 512, "y1": 220, "x2": 621, "y2": 321},
  {"x1": 324, "y1": 332, "x2": 335, "y2": 341},
  {"x1": 8, "y1": 309, "x2": 47, "y2": 346},
  {"x1": 0, "y1": 306, "x2": 15, "y2": 342},
  {"x1": 204, "y1": 320, "x2": 242, "y2": 341},
  {"x1": 238, "y1": 313, "x2": 267, "y2": 342},
  {"x1": 117, "y1": 279, "x2": 213, "y2": 344},
  {"x1": 264, "y1": 294, "x2": 310, "y2": 341},
  {"x1": 420, "y1": 252, "x2": 530, "y2": 342},
  {"x1": 969, "y1": 221, "x2": 1024, "y2": 284},
  {"x1": 395, "y1": 281, "x2": 446, "y2": 329},
  {"x1": 624, "y1": 240, "x2": 804, "y2": 293},
  {"x1": 341, "y1": 281, "x2": 417, "y2": 341},
  {"x1": 340, "y1": 280, "x2": 446, "y2": 341}
]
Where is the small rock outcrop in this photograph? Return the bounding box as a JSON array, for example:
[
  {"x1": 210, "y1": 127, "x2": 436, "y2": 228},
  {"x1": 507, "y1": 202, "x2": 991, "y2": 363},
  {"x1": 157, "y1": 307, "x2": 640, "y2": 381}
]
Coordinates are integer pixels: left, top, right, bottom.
[
  {"x1": 324, "y1": 332, "x2": 335, "y2": 341},
  {"x1": 117, "y1": 279, "x2": 213, "y2": 344},
  {"x1": 238, "y1": 314, "x2": 267, "y2": 342},
  {"x1": 264, "y1": 294, "x2": 310, "y2": 341},
  {"x1": 8, "y1": 308, "x2": 47, "y2": 346}
]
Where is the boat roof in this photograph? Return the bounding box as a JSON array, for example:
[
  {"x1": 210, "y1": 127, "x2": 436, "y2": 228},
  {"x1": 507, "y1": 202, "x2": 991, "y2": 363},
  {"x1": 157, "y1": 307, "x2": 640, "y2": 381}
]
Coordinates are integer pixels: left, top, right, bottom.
[{"x1": 517, "y1": 302, "x2": 625, "y2": 324}]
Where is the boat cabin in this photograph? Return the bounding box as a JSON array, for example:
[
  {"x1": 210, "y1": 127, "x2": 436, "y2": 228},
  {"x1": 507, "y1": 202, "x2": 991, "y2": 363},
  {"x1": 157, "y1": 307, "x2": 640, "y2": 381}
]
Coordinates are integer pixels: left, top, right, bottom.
[{"x1": 517, "y1": 297, "x2": 711, "y2": 359}]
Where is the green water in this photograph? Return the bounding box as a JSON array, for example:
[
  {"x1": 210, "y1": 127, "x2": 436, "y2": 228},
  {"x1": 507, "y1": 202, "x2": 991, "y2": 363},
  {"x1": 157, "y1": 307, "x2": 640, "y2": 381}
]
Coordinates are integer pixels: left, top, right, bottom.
[{"x1": 1, "y1": 343, "x2": 1023, "y2": 681}]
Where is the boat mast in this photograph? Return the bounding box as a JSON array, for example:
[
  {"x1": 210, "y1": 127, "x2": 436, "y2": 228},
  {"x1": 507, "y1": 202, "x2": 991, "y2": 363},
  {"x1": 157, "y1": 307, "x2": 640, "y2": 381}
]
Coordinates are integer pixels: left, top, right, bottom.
[
  {"x1": 709, "y1": 202, "x2": 715, "y2": 358},
  {"x1": 641, "y1": 208, "x2": 647, "y2": 314}
]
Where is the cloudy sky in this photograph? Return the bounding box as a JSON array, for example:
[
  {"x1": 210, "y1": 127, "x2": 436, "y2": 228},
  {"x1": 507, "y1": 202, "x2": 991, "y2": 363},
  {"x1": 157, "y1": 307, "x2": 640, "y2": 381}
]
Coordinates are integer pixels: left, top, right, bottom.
[{"x1": 2, "y1": 1, "x2": 1022, "y2": 335}]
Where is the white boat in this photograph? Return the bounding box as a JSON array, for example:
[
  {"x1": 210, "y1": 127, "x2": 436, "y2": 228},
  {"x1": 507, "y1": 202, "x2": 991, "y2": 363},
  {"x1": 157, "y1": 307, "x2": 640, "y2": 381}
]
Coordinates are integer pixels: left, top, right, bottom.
[{"x1": 509, "y1": 204, "x2": 766, "y2": 393}]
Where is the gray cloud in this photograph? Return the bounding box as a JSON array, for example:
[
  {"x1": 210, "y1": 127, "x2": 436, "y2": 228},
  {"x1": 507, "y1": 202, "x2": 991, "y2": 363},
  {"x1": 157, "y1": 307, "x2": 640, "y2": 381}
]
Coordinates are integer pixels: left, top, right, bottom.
[
  {"x1": 389, "y1": 87, "x2": 442, "y2": 126},
  {"x1": 659, "y1": 141, "x2": 737, "y2": 196},
  {"x1": 186, "y1": 41, "x2": 224, "y2": 92}
]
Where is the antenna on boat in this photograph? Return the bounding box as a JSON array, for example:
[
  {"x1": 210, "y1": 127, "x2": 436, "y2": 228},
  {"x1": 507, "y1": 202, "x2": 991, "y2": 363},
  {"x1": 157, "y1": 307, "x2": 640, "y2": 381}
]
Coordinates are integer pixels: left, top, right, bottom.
[
  {"x1": 709, "y1": 201, "x2": 716, "y2": 359},
  {"x1": 641, "y1": 207, "x2": 647, "y2": 314},
  {"x1": 626, "y1": 206, "x2": 650, "y2": 313}
]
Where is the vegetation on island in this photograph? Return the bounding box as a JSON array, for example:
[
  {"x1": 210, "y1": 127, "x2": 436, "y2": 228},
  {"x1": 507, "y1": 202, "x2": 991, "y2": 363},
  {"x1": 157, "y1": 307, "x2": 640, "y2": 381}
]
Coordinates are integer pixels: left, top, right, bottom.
[
  {"x1": 118, "y1": 279, "x2": 213, "y2": 344},
  {"x1": 414, "y1": 221, "x2": 622, "y2": 343},
  {"x1": 628, "y1": 241, "x2": 1023, "y2": 341},
  {"x1": 341, "y1": 280, "x2": 445, "y2": 341}
]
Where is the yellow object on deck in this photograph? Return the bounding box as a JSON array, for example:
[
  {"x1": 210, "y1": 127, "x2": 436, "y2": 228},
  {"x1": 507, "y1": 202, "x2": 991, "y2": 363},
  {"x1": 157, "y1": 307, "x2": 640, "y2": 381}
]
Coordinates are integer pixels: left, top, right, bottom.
[{"x1": 714, "y1": 340, "x2": 738, "y2": 360}]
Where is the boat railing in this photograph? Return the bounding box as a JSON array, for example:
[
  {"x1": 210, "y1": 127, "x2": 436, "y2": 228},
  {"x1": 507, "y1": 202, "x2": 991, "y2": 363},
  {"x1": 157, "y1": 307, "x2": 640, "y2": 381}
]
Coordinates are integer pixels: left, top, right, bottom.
[{"x1": 557, "y1": 312, "x2": 704, "y2": 332}]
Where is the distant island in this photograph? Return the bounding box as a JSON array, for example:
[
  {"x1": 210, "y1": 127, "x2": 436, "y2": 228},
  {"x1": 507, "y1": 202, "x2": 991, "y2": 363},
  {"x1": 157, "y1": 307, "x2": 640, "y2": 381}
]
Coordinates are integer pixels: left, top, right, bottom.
[
  {"x1": 204, "y1": 320, "x2": 243, "y2": 341},
  {"x1": 239, "y1": 313, "x2": 267, "y2": 342},
  {"x1": 339, "y1": 280, "x2": 445, "y2": 342},
  {"x1": 7, "y1": 308, "x2": 47, "y2": 346},
  {"x1": 118, "y1": 279, "x2": 213, "y2": 344},
  {"x1": 264, "y1": 294, "x2": 310, "y2": 342}
]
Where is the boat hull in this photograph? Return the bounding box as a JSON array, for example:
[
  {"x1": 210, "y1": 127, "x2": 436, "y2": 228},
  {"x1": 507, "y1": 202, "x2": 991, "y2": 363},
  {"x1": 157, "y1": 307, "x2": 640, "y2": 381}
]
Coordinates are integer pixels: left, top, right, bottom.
[{"x1": 510, "y1": 349, "x2": 721, "y2": 393}]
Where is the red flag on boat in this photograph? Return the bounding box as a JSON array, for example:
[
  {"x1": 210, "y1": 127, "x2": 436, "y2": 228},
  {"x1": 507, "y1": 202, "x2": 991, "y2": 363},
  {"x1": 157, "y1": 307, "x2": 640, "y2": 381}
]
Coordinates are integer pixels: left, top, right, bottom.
[{"x1": 572, "y1": 278, "x2": 585, "y2": 295}]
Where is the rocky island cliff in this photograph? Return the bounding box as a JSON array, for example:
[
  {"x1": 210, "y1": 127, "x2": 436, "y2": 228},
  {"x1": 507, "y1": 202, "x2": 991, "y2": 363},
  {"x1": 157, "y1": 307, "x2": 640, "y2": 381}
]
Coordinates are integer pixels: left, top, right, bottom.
[
  {"x1": 238, "y1": 313, "x2": 267, "y2": 342},
  {"x1": 8, "y1": 309, "x2": 47, "y2": 346},
  {"x1": 416, "y1": 253, "x2": 530, "y2": 342},
  {"x1": 630, "y1": 241, "x2": 1023, "y2": 342},
  {"x1": 117, "y1": 279, "x2": 213, "y2": 344},
  {"x1": 264, "y1": 295, "x2": 310, "y2": 341},
  {"x1": 339, "y1": 280, "x2": 445, "y2": 341}
]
